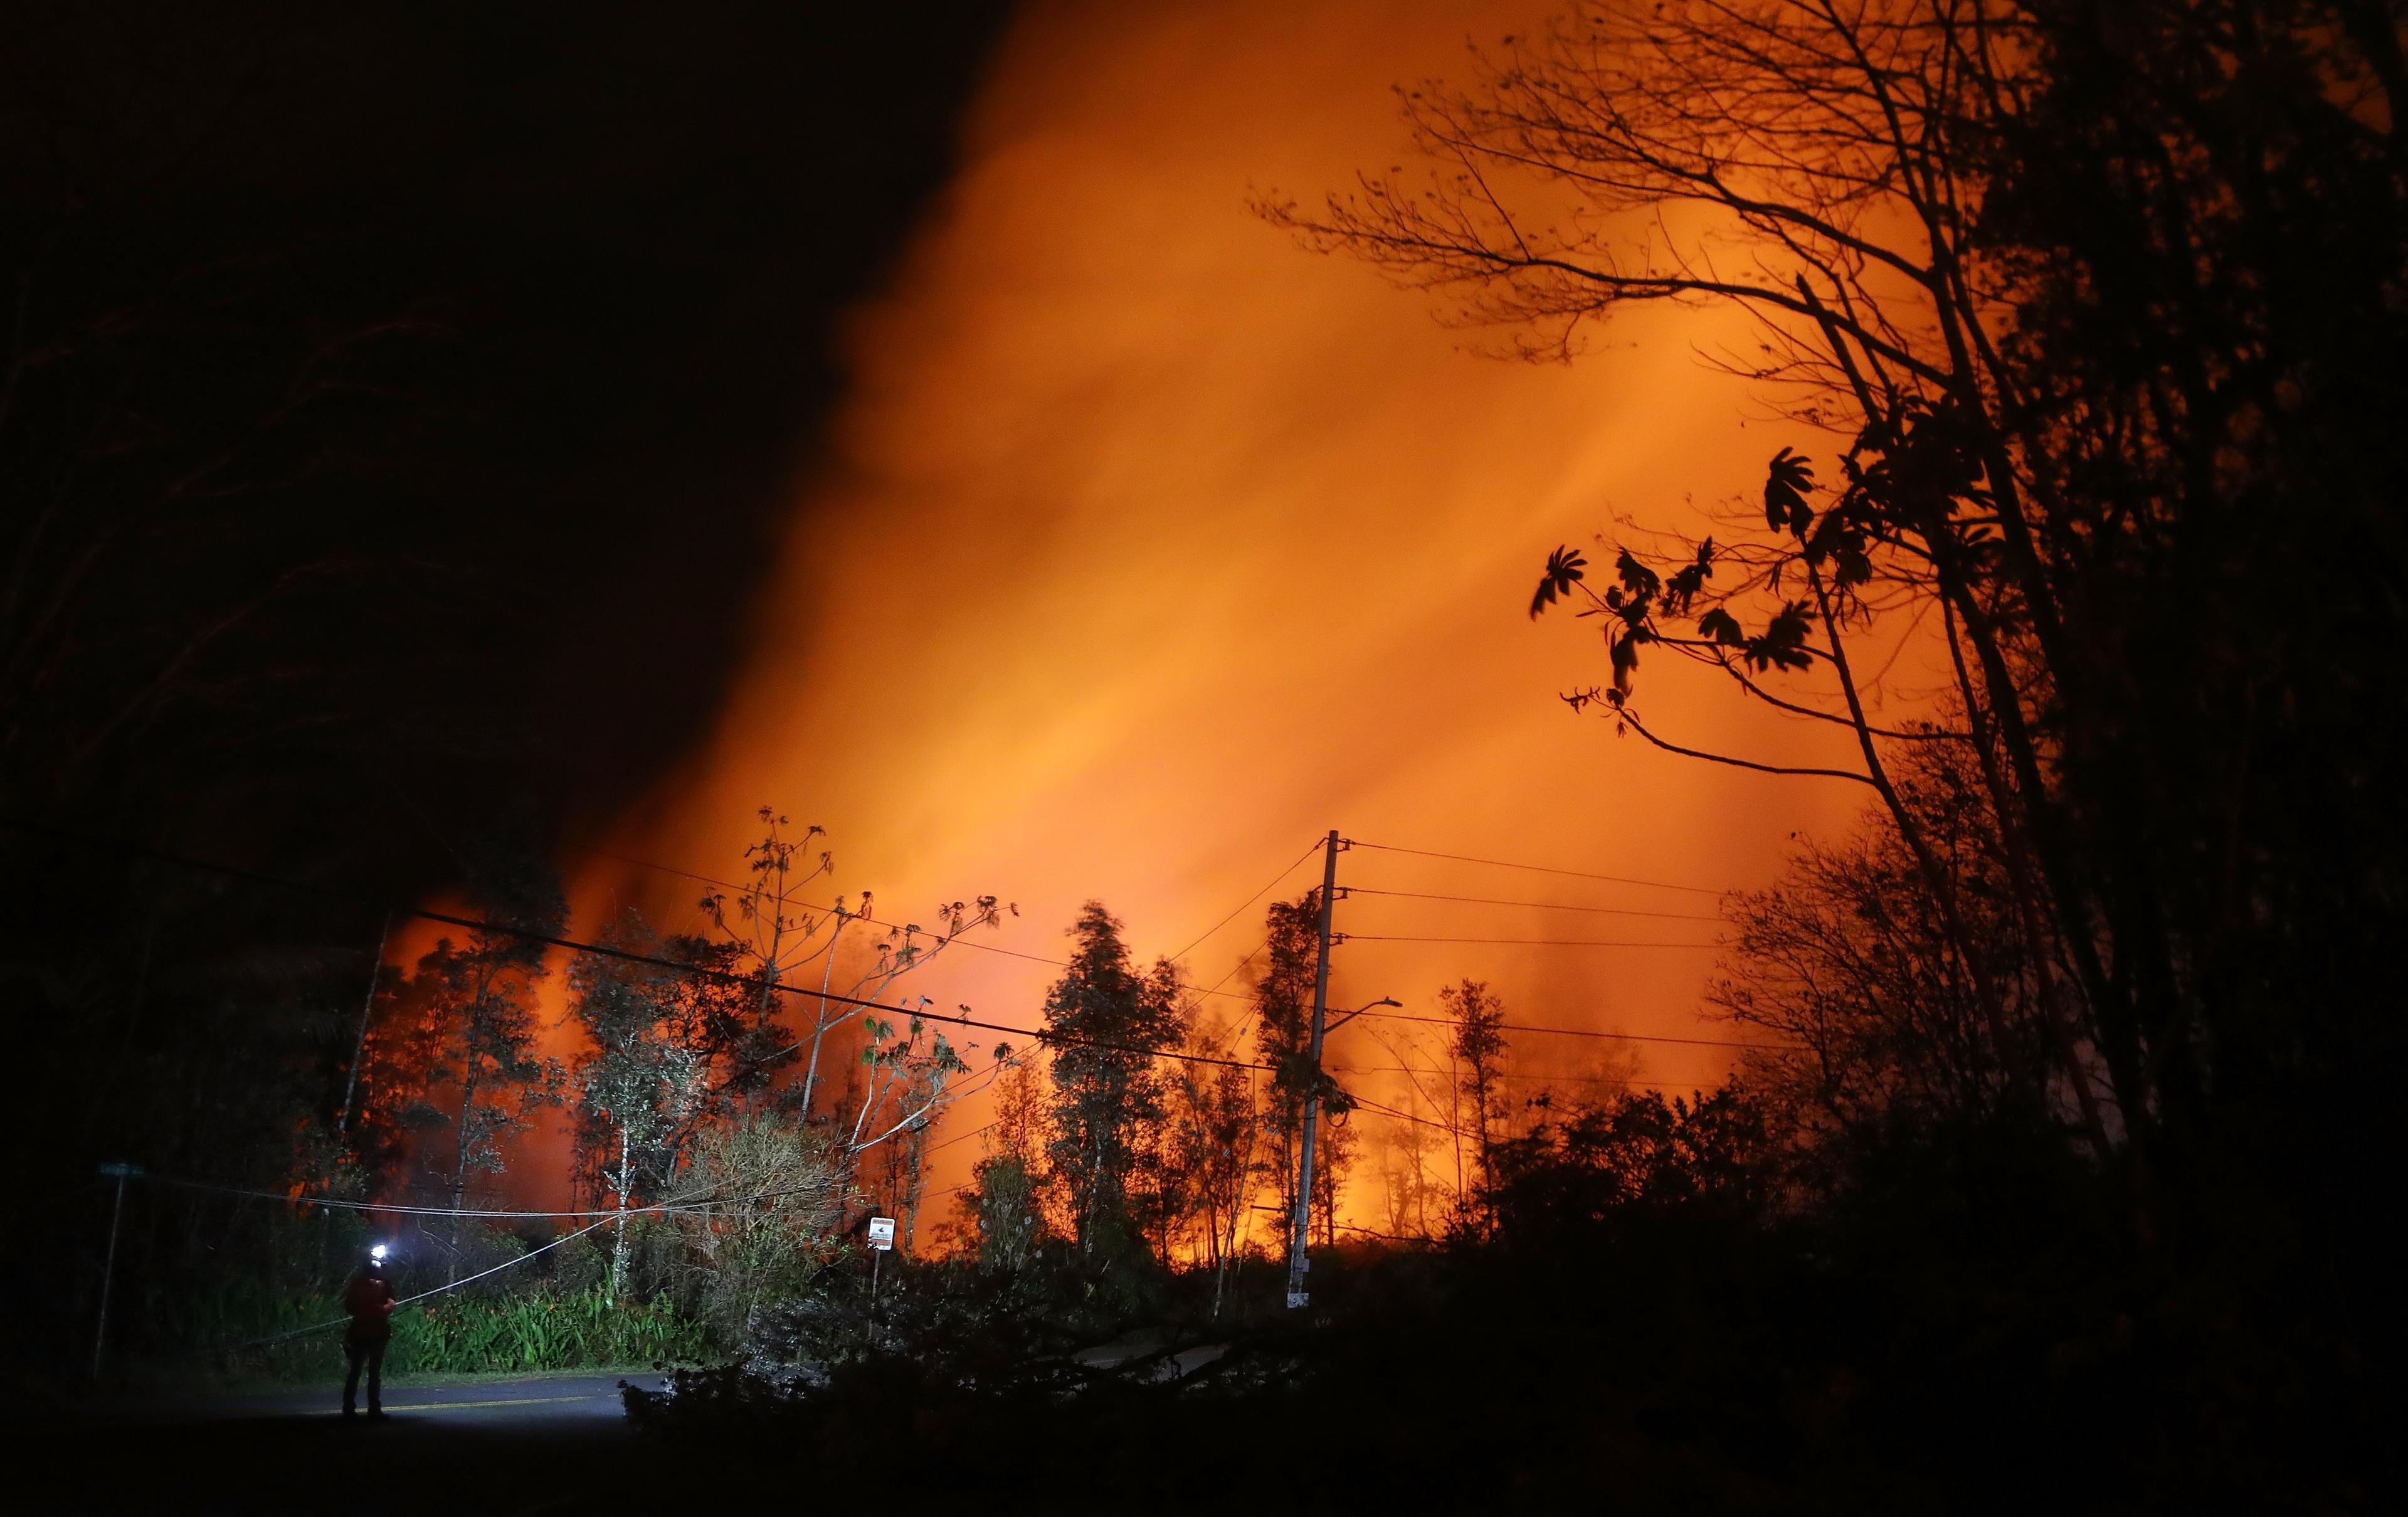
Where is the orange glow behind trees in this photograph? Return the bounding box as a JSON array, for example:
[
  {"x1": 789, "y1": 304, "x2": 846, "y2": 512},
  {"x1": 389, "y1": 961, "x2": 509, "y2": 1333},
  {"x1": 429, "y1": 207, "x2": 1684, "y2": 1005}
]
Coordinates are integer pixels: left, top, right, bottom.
[{"x1": 564, "y1": 1, "x2": 1897, "y2": 1225}]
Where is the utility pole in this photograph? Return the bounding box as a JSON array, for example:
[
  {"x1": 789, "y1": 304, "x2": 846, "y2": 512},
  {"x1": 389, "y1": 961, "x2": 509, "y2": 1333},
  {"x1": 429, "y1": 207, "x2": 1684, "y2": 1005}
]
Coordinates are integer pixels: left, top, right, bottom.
[
  {"x1": 1286, "y1": 830, "x2": 1342, "y2": 1309},
  {"x1": 336, "y1": 909, "x2": 391, "y2": 1138},
  {"x1": 93, "y1": 1162, "x2": 141, "y2": 1380}
]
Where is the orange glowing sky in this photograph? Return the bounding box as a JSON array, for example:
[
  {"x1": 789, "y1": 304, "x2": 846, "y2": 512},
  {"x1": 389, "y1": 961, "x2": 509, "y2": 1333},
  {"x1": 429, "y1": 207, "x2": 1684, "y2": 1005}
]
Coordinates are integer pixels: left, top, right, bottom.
[{"x1": 564, "y1": 0, "x2": 1878, "y2": 1208}]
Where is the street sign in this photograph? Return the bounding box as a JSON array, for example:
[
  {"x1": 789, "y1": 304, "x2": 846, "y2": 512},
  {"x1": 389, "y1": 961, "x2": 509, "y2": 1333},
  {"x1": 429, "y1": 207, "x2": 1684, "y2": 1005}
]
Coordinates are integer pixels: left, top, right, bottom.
[{"x1": 867, "y1": 1215, "x2": 897, "y2": 1251}]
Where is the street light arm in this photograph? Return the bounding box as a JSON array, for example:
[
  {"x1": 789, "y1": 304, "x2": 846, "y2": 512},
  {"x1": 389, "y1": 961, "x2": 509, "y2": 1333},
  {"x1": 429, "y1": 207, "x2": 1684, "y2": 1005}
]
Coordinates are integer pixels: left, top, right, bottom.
[{"x1": 1320, "y1": 996, "x2": 1401, "y2": 1037}]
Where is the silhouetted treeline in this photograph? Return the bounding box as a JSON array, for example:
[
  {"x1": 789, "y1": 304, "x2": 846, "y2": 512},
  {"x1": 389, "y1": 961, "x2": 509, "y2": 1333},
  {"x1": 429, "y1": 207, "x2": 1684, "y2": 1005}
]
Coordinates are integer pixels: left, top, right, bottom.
[
  {"x1": 0, "y1": 2, "x2": 1011, "y2": 1378},
  {"x1": 1280, "y1": 0, "x2": 2399, "y2": 1299},
  {"x1": 628, "y1": 4, "x2": 2403, "y2": 1509},
  {"x1": 7, "y1": 2, "x2": 2399, "y2": 1506}
]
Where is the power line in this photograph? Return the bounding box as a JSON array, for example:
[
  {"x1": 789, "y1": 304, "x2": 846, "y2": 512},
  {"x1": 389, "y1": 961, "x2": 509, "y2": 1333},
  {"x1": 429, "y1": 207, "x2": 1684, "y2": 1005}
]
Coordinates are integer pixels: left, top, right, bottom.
[
  {"x1": 1346, "y1": 886, "x2": 1723, "y2": 923},
  {"x1": 149, "y1": 1166, "x2": 870, "y2": 1223},
  {"x1": 1344, "y1": 1074, "x2": 1724, "y2": 1135},
  {"x1": 1201, "y1": 934, "x2": 1269, "y2": 1001},
  {"x1": 13, "y1": 820, "x2": 1283, "y2": 1079},
  {"x1": 1168, "y1": 837, "x2": 1325, "y2": 963},
  {"x1": 450, "y1": 907, "x2": 1278, "y2": 1074},
  {"x1": 53, "y1": 818, "x2": 1781, "y2": 1081},
  {"x1": 1343, "y1": 1092, "x2": 1457, "y2": 1132},
  {"x1": 1332, "y1": 1064, "x2": 1689, "y2": 1088},
  {"x1": 203, "y1": 1215, "x2": 621, "y2": 1355},
  {"x1": 32, "y1": 823, "x2": 1776, "y2": 1144},
  {"x1": 572, "y1": 842, "x2": 1069, "y2": 977},
  {"x1": 921, "y1": 1119, "x2": 998, "y2": 1159},
  {"x1": 1343, "y1": 1007, "x2": 1797, "y2": 1050},
  {"x1": 567, "y1": 842, "x2": 747, "y2": 897},
  {"x1": 1342, "y1": 933, "x2": 1725, "y2": 948},
  {"x1": 1344, "y1": 838, "x2": 1729, "y2": 897},
  {"x1": 588, "y1": 837, "x2": 1717, "y2": 1060},
  {"x1": 147, "y1": 1175, "x2": 704, "y2": 1221},
  {"x1": 571, "y1": 840, "x2": 1272, "y2": 1003}
]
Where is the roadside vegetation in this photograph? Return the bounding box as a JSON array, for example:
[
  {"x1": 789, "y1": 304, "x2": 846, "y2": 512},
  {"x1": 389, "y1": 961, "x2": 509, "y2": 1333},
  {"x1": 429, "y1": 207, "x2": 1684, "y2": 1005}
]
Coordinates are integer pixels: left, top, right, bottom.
[{"x1": 8, "y1": 1, "x2": 2397, "y2": 1509}]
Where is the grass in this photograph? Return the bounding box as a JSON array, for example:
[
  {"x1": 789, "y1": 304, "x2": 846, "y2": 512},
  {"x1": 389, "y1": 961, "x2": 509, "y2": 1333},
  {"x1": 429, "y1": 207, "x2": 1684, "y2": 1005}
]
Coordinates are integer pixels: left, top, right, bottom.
[
  {"x1": 400, "y1": 1283, "x2": 706, "y2": 1375},
  {"x1": 157, "y1": 1282, "x2": 709, "y2": 1387}
]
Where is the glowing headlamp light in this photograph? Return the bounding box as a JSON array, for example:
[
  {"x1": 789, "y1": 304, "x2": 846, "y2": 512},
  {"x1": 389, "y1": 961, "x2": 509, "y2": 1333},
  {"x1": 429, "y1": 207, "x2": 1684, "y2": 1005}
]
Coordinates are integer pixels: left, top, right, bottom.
[{"x1": 369, "y1": 1244, "x2": 389, "y2": 1262}]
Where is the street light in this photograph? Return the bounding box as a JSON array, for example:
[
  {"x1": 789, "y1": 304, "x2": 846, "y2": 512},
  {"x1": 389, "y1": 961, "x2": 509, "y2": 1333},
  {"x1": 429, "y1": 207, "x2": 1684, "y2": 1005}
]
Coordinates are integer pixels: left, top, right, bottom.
[{"x1": 1321, "y1": 995, "x2": 1401, "y2": 1035}]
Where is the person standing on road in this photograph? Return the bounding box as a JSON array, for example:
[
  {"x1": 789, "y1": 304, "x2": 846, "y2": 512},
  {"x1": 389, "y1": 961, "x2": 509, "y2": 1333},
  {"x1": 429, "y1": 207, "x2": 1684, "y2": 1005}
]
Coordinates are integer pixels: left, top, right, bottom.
[{"x1": 342, "y1": 1246, "x2": 398, "y2": 1419}]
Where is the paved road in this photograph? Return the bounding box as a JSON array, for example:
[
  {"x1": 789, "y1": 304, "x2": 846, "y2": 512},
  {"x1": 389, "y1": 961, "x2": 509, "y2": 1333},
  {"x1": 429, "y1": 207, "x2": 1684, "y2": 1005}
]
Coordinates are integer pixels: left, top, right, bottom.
[
  {"x1": 140, "y1": 1370, "x2": 655, "y2": 1429},
  {"x1": 25, "y1": 1373, "x2": 678, "y2": 1515}
]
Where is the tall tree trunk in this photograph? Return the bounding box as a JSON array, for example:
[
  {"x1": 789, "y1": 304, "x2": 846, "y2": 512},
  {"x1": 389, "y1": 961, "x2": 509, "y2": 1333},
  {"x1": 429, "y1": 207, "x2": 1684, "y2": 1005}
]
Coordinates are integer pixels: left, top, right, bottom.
[
  {"x1": 1940, "y1": 595, "x2": 2116, "y2": 1157},
  {"x1": 337, "y1": 911, "x2": 390, "y2": 1139},
  {"x1": 799, "y1": 915, "x2": 847, "y2": 1120},
  {"x1": 902, "y1": 1122, "x2": 927, "y2": 1257},
  {"x1": 610, "y1": 1124, "x2": 632, "y2": 1306},
  {"x1": 1941, "y1": 569, "x2": 2150, "y2": 1131},
  {"x1": 1808, "y1": 564, "x2": 2036, "y2": 1104},
  {"x1": 448, "y1": 1066, "x2": 480, "y2": 1286}
]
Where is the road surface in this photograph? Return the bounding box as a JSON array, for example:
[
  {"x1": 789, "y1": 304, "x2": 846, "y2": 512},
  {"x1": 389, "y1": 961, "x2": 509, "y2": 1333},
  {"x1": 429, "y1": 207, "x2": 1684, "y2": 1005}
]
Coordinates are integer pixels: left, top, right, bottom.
[
  {"x1": 138, "y1": 1370, "x2": 647, "y2": 1427},
  {"x1": 22, "y1": 1373, "x2": 674, "y2": 1516}
]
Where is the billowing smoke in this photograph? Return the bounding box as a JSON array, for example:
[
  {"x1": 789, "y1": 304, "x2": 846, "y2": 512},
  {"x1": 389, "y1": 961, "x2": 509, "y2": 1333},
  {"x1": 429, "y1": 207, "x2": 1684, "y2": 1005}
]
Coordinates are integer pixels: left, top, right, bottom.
[{"x1": 584, "y1": 0, "x2": 1866, "y2": 1214}]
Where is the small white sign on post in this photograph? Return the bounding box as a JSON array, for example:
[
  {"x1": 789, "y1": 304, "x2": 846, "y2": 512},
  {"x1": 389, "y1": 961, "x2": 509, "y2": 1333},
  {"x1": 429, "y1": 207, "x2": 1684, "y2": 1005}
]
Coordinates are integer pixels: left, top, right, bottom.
[{"x1": 867, "y1": 1215, "x2": 897, "y2": 1252}]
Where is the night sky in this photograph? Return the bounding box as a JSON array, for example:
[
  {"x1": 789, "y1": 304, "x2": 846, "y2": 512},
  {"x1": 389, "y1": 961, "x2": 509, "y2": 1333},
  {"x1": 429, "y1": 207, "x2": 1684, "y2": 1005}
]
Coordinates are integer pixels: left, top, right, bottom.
[
  {"x1": 2, "y1": 2, "x2": 1013, "y2": 882},
  {"x1": 6, "y1": 9, "x2": 2392, "y2": 1503},
  {"x1": 6, "y1": 1, "x2": 1847, "y2": 1167}
]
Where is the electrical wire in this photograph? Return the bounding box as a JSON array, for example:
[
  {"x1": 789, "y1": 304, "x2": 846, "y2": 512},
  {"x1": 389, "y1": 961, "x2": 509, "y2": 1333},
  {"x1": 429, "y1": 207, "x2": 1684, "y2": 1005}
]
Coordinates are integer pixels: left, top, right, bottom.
[
  {"x1": 1341, "y1": 933, "x2": 1725, "y2": 948},
  {"x1": 1331, "y1": 1064, "x2": 1694, "y2": 1088},
  {"x1": 1344, "y1": 886, "x2": 1724, "y2": 923},
  {"x1": 63, "y1": 824, "x2": 1776, "y2": 1106},
  {"x1": 159, "y1": 1075, "x2": 1017, "y2": 1243},
  {"x1": 149, "y1": 1168, "x2": 860, "y2": 1224},
  {"x1": 13, "y1": 820, "x2": 1283, "y2": 1077},
  {"x1": 572, "y1": 844, "x2": 1080, "y2": 990},
  {"x1": 146, "y1": 1175, "x2": 701, "y2": 1221},
  {"x1": 799, "y1": 911, "x2": 1264, "y2": 1004},
  {"x1": 35, "y1": 823, "x2": 1784, "y2": 1198},
  {"x1": 1201, "y1": 933, "x2": 1270, "y2": 1002},
  {"x1": 1341, "y1": 1007, "x2": 1798, "y2": 1051},
  {"x1": 25, "y1": 822, "x2": 1309, "y2": 1234},
  {"x1": 1167, "y1": 837, "x2": 1326, "y2": 964},
  {"x1": 571, "y1": 839, "x2": 1271, "y2": 1003},
  {"x1": 920, "y1": 1119, "x2": 998, "y2": 1159},
  {"x1": 1343, "y1": 1093, "x2": 1459, "y2": 1133},
  {"x1": 201, "y1": 1215, "x2": 620, "y2": 1354},
  {"x1": 566, "y1": 843, "x2": 747, "y2": 897},
  {"x1": 1344, "y1": 838, "x2": 1729, "y2": 897}
]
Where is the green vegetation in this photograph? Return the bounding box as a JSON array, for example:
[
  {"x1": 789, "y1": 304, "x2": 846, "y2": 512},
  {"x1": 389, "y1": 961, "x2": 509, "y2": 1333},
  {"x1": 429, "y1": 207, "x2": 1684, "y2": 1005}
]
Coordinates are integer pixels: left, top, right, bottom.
[
  {"x1": 7, "y1": 1, "x2": 2399, "y2": 1509},
  {"x1": 398, "y1": 1284, "x2": 705, "y2": 1376},
  {"x1": 187, "y1": 1282, "x2": 705, "y2": 1383}
]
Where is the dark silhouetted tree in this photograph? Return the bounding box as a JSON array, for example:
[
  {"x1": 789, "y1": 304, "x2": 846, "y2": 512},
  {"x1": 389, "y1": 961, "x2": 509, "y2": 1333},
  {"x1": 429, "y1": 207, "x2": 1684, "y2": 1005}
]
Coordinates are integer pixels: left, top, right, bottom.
[
  {"x1": 970, "y1": 1044, "x2": 1052, "y2": 1273},
  {"x1": 1250, "y1": 892, "x2": 1324, "y2": 1229},
  {"x1": 1038, "y1": 902, "x2": 1185, "y2": 1257},
  {"x1": 1442, "y1": 979, "x2": 1510, "y2": 1229},
  {"x1": 566, "y1": 909, "x2": 752, "y2": 1299},
  {"x1": 1163, "y1": 1015, "x2": 1261, "y2": 1314},
  {"x1": 1264, "y1": 0, "x2": 2408, "y2": 1187},
  {"x1": 1487, "y1": 1084, "x2": 1773, "y2": 1245},
  {"x1": 383, "y1": 847, "x2": 567, "y2": 1279}
]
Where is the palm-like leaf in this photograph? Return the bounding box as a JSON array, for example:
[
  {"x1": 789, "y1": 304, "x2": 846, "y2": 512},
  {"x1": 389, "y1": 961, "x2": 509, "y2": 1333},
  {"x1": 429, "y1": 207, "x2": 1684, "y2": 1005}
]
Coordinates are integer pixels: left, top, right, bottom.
[
  {"x1": 1529, "y1": 544, "x2": 1588, "y2": 618},
  {"x1": 1743, "y1": 600, "x2": 1817, "y2": 672},
  {"x1": 1764, "y1": 447, "x2": 1817, "y2": 537}
]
